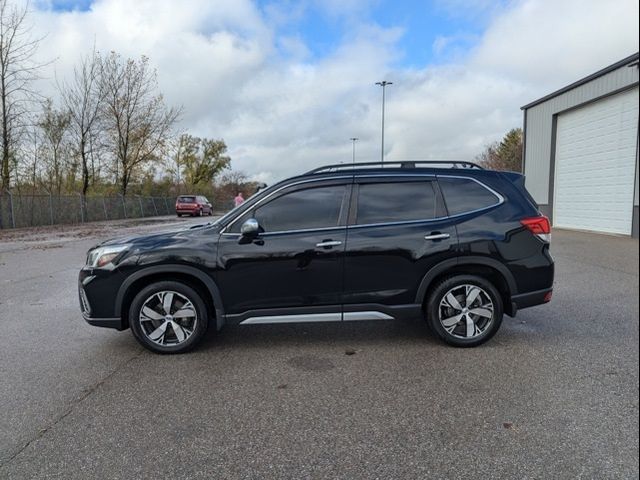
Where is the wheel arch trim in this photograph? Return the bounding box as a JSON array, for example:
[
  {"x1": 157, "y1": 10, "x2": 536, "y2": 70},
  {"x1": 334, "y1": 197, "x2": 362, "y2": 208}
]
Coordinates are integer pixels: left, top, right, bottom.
[
  {"x1": 415, "y1": 256, "x2": 518, "y2": 304},
  {"x1": 115, "y1": 265, "x2": 225, "y2": 330}
]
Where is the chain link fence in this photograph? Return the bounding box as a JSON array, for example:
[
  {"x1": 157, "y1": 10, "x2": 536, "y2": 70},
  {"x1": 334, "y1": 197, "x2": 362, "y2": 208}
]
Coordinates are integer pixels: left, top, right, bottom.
[{"x1": 0, "y1": 192, "x2": 177, "y2": 229}]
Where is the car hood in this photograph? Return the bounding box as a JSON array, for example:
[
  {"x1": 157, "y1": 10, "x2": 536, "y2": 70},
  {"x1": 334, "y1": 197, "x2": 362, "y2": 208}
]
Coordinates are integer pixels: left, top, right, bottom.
[{"x1": 93, "y1": 222, "x2": 220, "y2": 249}]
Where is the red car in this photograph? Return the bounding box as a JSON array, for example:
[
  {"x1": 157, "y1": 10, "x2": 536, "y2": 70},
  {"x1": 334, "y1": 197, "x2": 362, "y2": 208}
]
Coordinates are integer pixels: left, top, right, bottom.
[{"x1": 175, "y1": 195, "x2": 213, "y2": 217}]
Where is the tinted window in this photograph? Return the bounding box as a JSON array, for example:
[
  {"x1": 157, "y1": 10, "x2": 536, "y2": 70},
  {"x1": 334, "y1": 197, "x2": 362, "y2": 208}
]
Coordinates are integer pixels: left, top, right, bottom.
[
  {"x1": 178, "y1": 196, "x2": 196, "y2": 203},
  {"x1": 356, "y1": 182, "x2": 436, "y2": 225},
  {"x1": 439, "y1": 178, "x2": 500, "y2": 215},
  {"x1": 231, "y1": 185, "x2": 346, "y2": 233}
]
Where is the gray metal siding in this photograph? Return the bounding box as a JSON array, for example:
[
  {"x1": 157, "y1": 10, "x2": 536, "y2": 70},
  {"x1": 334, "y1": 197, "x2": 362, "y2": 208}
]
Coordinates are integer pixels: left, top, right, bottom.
[
  {"x1": 635, "y1": 126, "x2": 639, "y2": 206},
  {"x1": 524, "y1": 63, "x2": 639, "y2": 204}
]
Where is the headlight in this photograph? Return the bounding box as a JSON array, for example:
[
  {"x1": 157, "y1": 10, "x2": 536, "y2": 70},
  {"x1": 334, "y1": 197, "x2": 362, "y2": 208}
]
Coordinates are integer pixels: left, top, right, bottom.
[{"x1": 87, "y1": 245, "x2": 130, "y2": 268}]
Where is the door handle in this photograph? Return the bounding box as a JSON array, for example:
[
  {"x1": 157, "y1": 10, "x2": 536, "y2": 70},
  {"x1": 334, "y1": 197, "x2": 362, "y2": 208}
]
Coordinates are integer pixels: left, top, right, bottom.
[
  {"x1": 316, "y1": 240, "x2": 343, "y2": 248},
  {"x1": 424, "y1": 233, "x2": 450, "y2": 241}
]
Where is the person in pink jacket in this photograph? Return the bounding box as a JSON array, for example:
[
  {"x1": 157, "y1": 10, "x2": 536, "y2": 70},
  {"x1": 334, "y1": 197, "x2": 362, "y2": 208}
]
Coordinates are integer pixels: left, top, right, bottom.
[{"x1": 234, "y1": 192, "x2": 245, "y2": 207}]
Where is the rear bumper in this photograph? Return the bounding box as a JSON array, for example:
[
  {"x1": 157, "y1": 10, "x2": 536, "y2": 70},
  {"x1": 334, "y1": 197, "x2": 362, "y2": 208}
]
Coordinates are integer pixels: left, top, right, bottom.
[{"x1": 510, "y1": 287, "x2": 553, "y2": 315}]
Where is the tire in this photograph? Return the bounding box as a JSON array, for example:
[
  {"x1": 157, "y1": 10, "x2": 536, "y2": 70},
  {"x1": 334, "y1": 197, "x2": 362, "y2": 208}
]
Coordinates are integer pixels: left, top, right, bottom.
[
  {"x1": 197, "y1": 208, "x2": 203, "y2": 217},
  {"x1": 129, "y1": 281, "x2": 209, "y2": 354},
  {"x1": 176, "y1": 213, "x2": 182, "y2": 217},
  {"x1": 426, "y1": 275, "x2": 503, "y2": 347}
]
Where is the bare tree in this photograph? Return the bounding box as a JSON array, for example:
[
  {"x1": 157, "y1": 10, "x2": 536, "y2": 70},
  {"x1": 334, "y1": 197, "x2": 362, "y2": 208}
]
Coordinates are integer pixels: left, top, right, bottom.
[
  {"x1": 99, "y1": 52, "x2": 179, "y2": 196},
  {"x1": 15, "y1": 124, "x2": 41, "y2": 193},
  {"x1": 0, "y1": 0, "x2": 42, "y2": 190},
  {"x1": 38, "y1": 98, "x2": 71, "y2": 195},
  {"x1": 59, "y1": 48, "x2": 103, "y2": 197}
]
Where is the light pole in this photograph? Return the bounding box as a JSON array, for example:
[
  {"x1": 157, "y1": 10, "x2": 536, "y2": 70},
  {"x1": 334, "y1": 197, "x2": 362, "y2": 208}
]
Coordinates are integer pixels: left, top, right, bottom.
[
  {"x1": 349, "y1": 137, "x2": 358, "y2": 163},
  {"x1": 375, "y1": 80, "x2": 392, "y2": 162}
]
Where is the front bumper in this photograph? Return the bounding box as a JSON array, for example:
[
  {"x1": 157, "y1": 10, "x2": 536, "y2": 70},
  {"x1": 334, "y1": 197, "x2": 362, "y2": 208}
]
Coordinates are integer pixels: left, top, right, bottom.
[
  {"x1": 79, "y1": 268, "x2": 126, "y2": 330},
  {"x1": 82, "y1": 312, "x2": 124, "y2": 330}
]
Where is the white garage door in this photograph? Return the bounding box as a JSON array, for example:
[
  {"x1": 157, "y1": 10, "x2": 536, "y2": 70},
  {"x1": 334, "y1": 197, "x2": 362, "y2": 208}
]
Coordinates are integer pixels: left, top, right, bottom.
[{"x1": 554, "y1": 87, "x2": 639, "y2": 235}]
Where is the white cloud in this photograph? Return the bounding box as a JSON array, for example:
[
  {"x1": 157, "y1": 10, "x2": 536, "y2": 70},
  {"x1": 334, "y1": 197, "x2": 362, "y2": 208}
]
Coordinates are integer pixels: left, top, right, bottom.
[
  {"x1": 471, "y1": 0, "x2": 639, "y2": 85},
  {"x1": 26, "y1": 0, "x2": 640, "y2": 184}
]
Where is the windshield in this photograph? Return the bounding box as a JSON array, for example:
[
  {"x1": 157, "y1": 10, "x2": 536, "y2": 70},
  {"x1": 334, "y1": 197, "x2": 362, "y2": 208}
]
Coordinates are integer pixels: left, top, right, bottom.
[{"x1": 178, "y1": 196, "x2": 196, "y2": 203}]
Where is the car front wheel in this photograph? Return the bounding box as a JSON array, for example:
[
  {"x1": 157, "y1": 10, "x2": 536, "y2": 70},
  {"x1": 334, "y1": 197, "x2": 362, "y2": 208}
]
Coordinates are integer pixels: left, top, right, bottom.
[
  {"x1": 426, "y1": 275, "x2": 503, "y2": 347},
  {"x1": 129, "y1": 281, "x2": 209, "y2": 354}
]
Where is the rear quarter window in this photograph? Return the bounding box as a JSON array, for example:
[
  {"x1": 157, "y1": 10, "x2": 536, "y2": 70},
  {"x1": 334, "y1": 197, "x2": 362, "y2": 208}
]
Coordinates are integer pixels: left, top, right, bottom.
[{"x1": 439, "y1": 177, "x2": 501, "y2": 216}]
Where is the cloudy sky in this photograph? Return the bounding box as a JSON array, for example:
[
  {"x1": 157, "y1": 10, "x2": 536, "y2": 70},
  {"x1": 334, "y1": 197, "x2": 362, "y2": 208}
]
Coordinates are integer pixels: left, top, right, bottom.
[{"x1": 26, "y1": 0, "x2": 640, "y2": 183}]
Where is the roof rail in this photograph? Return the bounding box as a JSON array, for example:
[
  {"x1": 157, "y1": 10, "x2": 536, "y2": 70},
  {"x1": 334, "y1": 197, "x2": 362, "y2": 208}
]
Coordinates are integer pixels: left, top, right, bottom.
[{"x1": 306, "y1": 160, "x2": 483, "y2": 174}]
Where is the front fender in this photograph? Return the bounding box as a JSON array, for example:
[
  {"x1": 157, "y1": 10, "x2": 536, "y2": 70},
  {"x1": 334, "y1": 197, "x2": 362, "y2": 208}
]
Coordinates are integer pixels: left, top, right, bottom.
[{"x1": 115, "y1": 265, "x2": 226, "y2": 330}]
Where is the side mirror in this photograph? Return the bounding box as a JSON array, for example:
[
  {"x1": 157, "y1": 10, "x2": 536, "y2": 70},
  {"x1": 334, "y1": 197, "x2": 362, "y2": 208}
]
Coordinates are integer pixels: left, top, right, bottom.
[{"x1": 240, "y1": 218, "x2": 260, "y2": 237}]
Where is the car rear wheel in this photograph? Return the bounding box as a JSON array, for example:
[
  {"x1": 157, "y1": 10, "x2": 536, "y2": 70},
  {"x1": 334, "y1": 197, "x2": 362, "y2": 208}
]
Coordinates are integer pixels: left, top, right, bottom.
[
  {"x1": 129, "y1": 281, "x2": 209, "y2": 354},
  {"x1": 426, "y1": 275, "x2": 503, "y2": 347}
]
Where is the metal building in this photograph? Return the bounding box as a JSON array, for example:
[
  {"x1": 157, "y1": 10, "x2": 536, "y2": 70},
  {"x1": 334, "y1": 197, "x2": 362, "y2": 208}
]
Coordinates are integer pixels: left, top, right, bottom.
[{"x1": 522, "y1": 52, "x2": 639, "y2": 237}]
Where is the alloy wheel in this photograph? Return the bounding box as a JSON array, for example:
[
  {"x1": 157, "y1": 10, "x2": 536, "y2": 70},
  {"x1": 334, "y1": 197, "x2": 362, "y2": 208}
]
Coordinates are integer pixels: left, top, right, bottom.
[
  {"x1": 139, "y1": 291, "x2": 198, "y2": 346},
  {"x1": 438, "y1": 284, "x2": 494, "y2": 339}
]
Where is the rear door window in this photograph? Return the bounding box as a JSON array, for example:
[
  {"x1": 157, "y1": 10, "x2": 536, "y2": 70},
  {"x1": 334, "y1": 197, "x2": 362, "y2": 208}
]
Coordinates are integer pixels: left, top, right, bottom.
[
  {"x1": 178, "y1": 196, "x2": 196, "y2": 203},
  {"x1": 355, "y1": 181, "x2": 437, "y2": 225},
  {"x1": 438, "y1": 177, "x2": 501, "y2": 216}
]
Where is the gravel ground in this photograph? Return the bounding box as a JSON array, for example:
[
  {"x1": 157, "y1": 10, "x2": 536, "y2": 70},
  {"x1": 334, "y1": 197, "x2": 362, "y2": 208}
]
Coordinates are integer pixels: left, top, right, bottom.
[{"x1": 0, "y1": 217, "x2": 638, "y2": 479}]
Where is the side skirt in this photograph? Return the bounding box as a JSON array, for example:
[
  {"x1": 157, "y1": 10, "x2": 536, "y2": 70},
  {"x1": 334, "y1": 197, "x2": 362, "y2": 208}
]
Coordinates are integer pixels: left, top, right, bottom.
[{"x1": 225, "y1": 304, "x2": 423, "y2": 326}]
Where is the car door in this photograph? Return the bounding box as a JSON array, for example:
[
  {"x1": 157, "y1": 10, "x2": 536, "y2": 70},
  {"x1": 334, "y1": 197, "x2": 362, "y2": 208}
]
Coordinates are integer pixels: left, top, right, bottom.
[
  {"x1": 216, "y1": 179, "x2": 352, "y2": 319},
  {"x1": 343, "y1": 176, "x2": 458, "y2": 309}
]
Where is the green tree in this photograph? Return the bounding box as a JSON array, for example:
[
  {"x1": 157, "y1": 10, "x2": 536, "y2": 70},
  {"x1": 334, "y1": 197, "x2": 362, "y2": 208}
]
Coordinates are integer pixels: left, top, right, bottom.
[
  {"x1": 175, "y1": 133, "x2": 230, "y2": 187},
  {"x1": 476, "y1": 128, "x2": 523, "y2": 172}
]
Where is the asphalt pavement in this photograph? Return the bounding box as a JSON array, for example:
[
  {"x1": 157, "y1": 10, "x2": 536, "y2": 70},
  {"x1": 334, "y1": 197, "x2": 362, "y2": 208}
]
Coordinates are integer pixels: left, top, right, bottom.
[{"x1": 0, "y1": 217, "x2": 638, "y2": 479}]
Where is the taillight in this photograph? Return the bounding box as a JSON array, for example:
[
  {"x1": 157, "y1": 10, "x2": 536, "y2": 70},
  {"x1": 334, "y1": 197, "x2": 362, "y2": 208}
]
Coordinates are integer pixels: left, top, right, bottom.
[{"x1": 521, "y1": 215, "x2": 551, "y2": 242}]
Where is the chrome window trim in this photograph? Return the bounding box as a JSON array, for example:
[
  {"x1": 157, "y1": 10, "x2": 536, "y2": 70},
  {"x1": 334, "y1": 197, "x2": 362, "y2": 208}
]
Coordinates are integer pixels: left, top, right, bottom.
[
  {"x1": 220, "y1": 173, "x2": 504, "y2": 235},
  {"x1": 221, "y1": 225, "x2": 346, "y2": 237},
  {"x1": 220, "y1": 175, "x2": 353, "y2": 234},
  {"x1": 347, "y1": 217, "x2": 448, "y2": 230}
]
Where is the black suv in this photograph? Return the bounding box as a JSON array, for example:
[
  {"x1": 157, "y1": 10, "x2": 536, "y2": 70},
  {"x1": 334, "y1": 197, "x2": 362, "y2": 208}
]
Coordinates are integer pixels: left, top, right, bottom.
[{"x1": 79, "y1": 161, "x2": 554, "y2": 353}]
